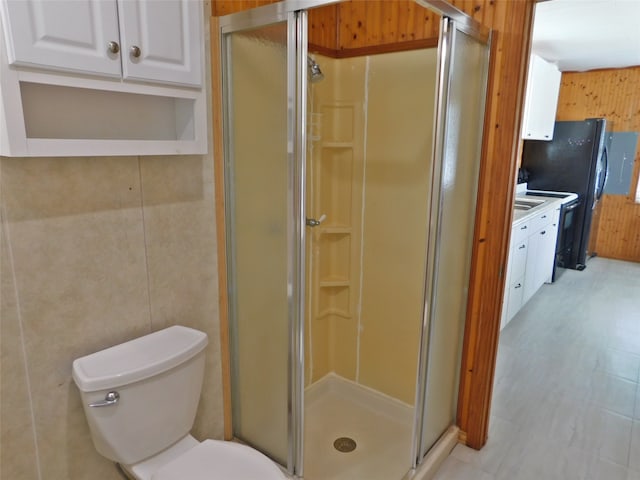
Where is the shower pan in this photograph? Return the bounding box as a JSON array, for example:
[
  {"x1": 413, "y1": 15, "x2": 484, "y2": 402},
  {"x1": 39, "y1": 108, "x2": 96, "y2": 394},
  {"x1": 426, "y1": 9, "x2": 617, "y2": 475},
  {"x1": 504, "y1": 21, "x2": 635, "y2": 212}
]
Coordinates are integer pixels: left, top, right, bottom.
[{"x1": 218, "y1": 1, "x2": 491, "y2": 478}]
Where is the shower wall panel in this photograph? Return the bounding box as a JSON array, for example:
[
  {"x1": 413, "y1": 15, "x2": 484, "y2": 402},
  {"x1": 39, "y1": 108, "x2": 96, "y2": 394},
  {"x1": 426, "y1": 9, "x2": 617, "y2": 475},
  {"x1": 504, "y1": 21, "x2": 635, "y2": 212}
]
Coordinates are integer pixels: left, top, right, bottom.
[
  {"x1": 306, "y1": 49, "x2": 437, "y2": 406},
  {"x1": 359, "y1": 49, "x2": 437, "y2": 405}
]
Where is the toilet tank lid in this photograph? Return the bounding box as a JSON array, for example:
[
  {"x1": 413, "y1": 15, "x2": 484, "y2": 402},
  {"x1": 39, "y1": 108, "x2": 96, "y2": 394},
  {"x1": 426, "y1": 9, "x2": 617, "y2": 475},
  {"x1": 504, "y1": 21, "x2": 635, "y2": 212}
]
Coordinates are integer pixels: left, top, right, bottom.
[{"x1": 72, "y1": 326, "x2": 208, "y2": 392}]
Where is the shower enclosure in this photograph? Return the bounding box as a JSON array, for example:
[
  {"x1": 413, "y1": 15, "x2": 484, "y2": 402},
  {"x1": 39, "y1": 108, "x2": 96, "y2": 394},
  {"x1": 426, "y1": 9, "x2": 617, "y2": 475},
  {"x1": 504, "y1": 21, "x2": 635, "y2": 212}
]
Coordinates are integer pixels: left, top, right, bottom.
[{"x1": 219, "y1": 1, "x2": 490, "y2": 478}]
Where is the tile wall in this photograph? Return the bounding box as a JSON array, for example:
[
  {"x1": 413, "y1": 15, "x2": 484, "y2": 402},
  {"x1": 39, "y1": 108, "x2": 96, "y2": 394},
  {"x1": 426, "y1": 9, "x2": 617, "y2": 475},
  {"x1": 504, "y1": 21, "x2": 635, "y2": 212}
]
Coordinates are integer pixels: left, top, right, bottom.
[{"x1": 0, "y1": 153, "x2": 224, "y2": 479}]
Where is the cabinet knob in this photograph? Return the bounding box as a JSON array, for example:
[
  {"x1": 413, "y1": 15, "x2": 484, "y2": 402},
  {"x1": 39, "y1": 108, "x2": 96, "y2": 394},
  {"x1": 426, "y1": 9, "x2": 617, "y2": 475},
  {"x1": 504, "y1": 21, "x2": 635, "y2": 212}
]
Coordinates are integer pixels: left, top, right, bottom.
[
  {"x1": 107, "y1": 41, "x2": 120, "y2": 54},
  {"x1": 540, "y1": 230, "x2": 546, "y2": 235},
  {"x1": 515, "y1": 283, "x2": 522, "y2": 289},
  {"x1": 130, "y1": 45, "x2": 141, "y2": 58}
]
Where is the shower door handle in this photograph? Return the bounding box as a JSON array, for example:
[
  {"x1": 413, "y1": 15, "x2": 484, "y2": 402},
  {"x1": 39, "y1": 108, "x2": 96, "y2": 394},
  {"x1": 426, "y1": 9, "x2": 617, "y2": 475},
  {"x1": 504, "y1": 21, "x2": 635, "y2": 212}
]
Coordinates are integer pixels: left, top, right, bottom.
[{"x1": 306, "y1": 214, "x2": 326, "y2": 227}]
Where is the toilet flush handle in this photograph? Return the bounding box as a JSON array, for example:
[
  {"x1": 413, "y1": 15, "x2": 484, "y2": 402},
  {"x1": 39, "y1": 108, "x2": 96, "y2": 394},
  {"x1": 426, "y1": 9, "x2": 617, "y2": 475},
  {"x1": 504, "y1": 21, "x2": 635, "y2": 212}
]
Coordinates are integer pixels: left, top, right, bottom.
[{"x1": 89, "y1": 391, "x2": 120, "y2": 407}]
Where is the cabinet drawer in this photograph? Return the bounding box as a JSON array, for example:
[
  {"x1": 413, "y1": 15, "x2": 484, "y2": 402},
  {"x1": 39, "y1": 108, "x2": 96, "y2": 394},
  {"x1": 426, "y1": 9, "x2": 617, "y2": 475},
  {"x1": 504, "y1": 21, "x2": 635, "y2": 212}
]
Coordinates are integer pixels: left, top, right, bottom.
[
  {"x1": 530, "y1": 208, "x2": 553, "y2": 232},
  {"x1": 511, "y1": 219, "x2": 531, "y2": 246}
]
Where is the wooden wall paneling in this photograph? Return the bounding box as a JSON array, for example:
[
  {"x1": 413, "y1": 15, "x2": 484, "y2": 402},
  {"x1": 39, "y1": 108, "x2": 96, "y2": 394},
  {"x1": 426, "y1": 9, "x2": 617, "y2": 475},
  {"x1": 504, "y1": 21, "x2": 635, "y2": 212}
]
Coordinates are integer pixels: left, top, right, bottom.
[
  {"x1": 455, "y1": 0, "x2": 535, "y2": 449},
  {"x1": 397, "y1": 1, "x2": 417, "y2": 41},
  {"x1": 381, "y1": 1, "x2": 400, "y2": 44},
  {"x1": 212, "y1": 0, "x2": 277, "y2": 16},
  {"x1": 335, "y1": 1, "x2": 440, "y2": 54},
  {"x1": 556, "y1": 67, "x2": 640, "y2": 262},
  {"x1": 365, "y1": 1, "x2": 383, "y2": 45},
  {"x1": 309, "y1": 5, "x2": 338, "y2": 52},
  {"x1": 597, "y1": 196, "x2": 640, "y2": 261},
  {"x1": 339, "y1": 1, "x2": 364, "y2": 49}
]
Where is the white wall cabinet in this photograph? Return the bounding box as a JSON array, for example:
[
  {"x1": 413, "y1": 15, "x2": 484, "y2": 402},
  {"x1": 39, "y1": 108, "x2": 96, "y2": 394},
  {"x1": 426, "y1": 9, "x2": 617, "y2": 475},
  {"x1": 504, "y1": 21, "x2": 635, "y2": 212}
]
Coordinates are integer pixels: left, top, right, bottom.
[
  {"x1": 501, "y1": 203, "x2": 561, "y2": 330},
  {"x1": 117, "y1": 0, "x2": 202, "y2": 86},
  {"x1": 2, "y1": 0, "x2": 202, "y2": 87},
  {"x1": 521, "y1": 54, "x2": 562, "y2": 141},
  {"x1": 0, "y1": 0, "x2": 206, "y2": 156},
  {"x1": 2, "y1": 1, "x2": 121, "y2": 77}
]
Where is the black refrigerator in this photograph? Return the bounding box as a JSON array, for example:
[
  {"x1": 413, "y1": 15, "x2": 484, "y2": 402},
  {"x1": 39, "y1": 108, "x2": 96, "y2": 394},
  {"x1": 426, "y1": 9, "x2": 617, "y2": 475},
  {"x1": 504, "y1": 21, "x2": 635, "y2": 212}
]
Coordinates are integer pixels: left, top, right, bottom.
[{"x1": 521, "y1": 118, "x2": 608, "y2": 270}]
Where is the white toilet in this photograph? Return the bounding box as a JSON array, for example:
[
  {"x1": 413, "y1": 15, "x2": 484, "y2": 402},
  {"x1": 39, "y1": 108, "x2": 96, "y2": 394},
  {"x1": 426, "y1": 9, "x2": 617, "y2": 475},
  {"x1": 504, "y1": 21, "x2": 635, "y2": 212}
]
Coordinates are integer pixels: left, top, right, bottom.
[{"x1": 72, "y1": 326, "x2": 287, "y2": 480}]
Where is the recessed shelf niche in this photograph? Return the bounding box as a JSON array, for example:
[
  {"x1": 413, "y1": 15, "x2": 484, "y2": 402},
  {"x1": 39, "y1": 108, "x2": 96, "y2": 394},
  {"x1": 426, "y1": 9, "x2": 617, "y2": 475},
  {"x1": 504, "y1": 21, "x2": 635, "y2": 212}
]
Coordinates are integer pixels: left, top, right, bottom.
[{"x1": 20, "y1": 82, "x2": 196, "y2": 141}]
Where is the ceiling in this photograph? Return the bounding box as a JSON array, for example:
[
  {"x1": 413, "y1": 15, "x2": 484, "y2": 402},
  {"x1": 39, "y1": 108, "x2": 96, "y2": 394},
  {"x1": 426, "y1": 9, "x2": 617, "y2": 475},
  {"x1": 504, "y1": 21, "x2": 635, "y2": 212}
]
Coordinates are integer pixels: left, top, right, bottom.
[{"x1": 531, "y1": 0, "x2": 640, "y2": 72}]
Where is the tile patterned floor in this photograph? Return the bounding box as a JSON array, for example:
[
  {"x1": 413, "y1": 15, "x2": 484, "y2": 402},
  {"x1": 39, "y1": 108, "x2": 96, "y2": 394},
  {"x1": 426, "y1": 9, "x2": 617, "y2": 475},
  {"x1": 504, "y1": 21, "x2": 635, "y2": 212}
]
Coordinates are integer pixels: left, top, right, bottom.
[{"x1": 434, "y1": 258, "x2": 640, "y2": 480}]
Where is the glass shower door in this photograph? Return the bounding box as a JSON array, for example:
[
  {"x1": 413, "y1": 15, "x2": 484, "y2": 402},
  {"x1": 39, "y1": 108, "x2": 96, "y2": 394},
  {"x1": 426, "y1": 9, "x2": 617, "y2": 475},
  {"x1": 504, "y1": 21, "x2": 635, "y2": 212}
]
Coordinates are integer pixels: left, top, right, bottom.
[
  {"x1": 221, "y1": 8, "x2": 306, "y2": 475},
  {"x1": 417, "y1": 15, "x2": 491, "y2": 459}
]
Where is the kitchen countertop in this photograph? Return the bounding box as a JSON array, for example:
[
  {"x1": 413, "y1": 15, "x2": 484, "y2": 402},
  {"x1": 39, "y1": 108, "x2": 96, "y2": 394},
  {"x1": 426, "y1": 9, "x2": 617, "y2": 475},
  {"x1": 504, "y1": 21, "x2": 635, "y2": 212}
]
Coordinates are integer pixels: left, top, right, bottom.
[
  {"x1": 512, "y1": 184, "x2": 579, "y2": 226},
  {"x1": 512, "y1": 195, "x2": 564, "y2": 225}
]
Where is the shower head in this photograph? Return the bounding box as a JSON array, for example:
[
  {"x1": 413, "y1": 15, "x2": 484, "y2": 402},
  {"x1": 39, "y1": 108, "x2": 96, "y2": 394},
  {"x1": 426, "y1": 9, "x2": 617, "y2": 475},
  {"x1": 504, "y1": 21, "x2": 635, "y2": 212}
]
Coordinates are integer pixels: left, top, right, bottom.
[{"x1": 307, "y1": 56, "x2": 324, "y2": 83}]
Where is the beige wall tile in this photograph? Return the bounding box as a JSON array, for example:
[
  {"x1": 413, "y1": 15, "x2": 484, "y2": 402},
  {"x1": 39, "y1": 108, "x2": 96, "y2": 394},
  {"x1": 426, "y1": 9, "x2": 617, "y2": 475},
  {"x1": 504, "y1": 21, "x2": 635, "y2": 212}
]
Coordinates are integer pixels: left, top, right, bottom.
[
  {"x1": 140, "y1": 154, "x2": 224, "y2": 440},
  {"x1": 1, "y1": 156, "x2": 142, "y2": 222},
  {"x1": 2, "y1": 156, "x2": 150, "y2": 478},
  {"x1": 1, "y1": 151, "x2": 223, "y2": 477},
  {"x1": 1, "y1": 219, "x2": 40, "y2": 480}
]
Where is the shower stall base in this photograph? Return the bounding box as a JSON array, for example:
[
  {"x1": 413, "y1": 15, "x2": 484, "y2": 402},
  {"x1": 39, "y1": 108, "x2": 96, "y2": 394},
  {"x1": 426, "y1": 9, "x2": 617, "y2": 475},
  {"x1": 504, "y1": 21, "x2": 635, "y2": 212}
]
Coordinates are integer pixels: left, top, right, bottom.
[{"x1": 304, "y1": 374, "x2": 414, "y2": 480}]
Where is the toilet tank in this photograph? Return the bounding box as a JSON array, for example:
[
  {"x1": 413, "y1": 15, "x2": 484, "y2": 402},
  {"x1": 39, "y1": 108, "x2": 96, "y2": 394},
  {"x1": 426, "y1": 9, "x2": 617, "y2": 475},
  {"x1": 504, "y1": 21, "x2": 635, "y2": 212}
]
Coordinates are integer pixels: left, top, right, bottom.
[{"x1": 72, "y1": 326, "x2": 208, "y2": 466}]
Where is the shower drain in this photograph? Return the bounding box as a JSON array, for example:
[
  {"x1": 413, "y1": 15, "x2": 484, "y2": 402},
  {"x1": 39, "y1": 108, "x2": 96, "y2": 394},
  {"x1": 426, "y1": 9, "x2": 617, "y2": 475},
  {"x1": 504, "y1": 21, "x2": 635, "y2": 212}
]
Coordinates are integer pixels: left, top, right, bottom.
[{"x1": 333, "y1": 437, "x2": 357, "y2": 453}]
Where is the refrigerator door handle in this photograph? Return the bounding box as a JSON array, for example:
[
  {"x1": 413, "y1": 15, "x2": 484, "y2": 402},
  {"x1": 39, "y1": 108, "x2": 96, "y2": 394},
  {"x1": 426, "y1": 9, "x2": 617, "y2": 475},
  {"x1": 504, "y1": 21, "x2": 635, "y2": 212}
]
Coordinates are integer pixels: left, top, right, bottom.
[{"x1": 596, "y1": 146, "x2": 608, "y2": 201}]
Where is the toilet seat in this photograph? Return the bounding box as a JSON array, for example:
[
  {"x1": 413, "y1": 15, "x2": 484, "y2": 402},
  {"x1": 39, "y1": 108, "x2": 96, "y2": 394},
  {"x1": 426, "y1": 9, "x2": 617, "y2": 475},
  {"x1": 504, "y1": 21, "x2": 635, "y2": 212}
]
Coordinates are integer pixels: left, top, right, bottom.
[{"x1": 151, "y1": 440, "x2": 287, "y2": 480}]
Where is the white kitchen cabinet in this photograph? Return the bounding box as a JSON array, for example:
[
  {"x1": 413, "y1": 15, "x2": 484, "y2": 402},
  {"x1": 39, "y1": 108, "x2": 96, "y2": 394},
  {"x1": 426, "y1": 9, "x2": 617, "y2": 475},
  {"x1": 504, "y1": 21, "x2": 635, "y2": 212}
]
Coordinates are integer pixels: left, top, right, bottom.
[
  {"x1": 501, "y1": 236, "x2": 528, "y2": 330},
  {"x1": 521, "y1": 54, "x2": 562, "y2": 141},
  {"x1": 2, "y1": 0, "x2": 201, "y2": 87},
  {"x1": 501, "y1": 202, "x2": 561, "y2": 330},
  {"x1": 523, "y1": 206, "x2": 560, "y2": 303},
  {"x1": 523, "y1": 226, "x2": 544, "y2": 303},
  {"x1": 538, "y1": 206, "x2": 560, "y2": 283}
]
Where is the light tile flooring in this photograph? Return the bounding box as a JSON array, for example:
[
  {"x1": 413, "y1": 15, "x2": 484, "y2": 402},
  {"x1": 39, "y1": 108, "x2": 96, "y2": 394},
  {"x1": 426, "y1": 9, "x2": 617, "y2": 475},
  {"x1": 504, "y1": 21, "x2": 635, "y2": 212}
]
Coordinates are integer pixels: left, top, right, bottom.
[
  {"x1": 303, "y1": 375, "x2": 414, "y2": 480},
  {"x1": 434, "y1": 258, "x2": 640, "y2": 480}
]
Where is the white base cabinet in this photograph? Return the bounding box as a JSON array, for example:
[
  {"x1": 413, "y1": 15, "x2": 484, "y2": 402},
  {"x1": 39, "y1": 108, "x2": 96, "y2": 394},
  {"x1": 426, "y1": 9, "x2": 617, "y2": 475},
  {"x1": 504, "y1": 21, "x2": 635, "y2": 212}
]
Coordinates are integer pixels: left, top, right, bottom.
[{"x1": 501, "y1": 202, "x2": 561, "y2": 330}]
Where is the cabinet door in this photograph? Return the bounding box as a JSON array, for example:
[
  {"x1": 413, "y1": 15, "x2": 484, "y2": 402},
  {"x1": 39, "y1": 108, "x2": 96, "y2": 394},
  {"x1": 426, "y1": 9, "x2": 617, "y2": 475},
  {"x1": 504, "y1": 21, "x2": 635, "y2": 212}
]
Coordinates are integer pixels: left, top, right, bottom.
[
  {"x1": 537, "y1": 222, "x2": 559, "y2": 284},
  {"x1": 501, "y1": 240, "x2": 528, "y2": 330},
  {"x1": 523, "y1": 229, "x2": 542, "y2": 303},
  {"x1": 521, "y1": 54, "x2": 561, "y2": 140},
  {"x1": 506, "y1": 276, "x2": 525, "y2": 324},
  {"x1": 2, "y1": 0, "x2": 121, "y2": 77},
  {"x1": 117, "y1": 0, "x2": 202, "y2": 87}
]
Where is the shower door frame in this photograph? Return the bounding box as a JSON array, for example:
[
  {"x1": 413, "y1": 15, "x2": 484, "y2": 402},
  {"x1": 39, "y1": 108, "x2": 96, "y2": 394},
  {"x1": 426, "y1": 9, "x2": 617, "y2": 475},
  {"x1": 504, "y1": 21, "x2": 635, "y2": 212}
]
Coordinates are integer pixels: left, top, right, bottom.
[{"x1": 218, "y1": 1, "x2": 336, "y2": 476}]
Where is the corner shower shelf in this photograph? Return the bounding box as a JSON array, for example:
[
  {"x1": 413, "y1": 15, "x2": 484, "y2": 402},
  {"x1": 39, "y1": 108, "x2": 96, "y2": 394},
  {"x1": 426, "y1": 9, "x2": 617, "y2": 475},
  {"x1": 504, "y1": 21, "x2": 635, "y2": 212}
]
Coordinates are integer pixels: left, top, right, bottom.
[
  {"x1": 319, "y1": 278, "x2": 350, "y2": 287},
  {"x1": 317, "y1": 308, "x2": 351, "y2": 320},
  {"x1": 321, "y1": 141, "x2": 353, "y2": 149},
  {"x1": 320, "y1": 226, "x2": 351, "y2": 235}
]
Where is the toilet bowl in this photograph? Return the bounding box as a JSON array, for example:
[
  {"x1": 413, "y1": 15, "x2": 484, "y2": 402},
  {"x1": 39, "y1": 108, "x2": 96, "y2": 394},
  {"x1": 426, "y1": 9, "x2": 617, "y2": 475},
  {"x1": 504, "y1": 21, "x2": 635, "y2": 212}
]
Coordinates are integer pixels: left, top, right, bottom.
[{"x1": 72, "y1": 326, "x2": 287, "y2": 480}]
